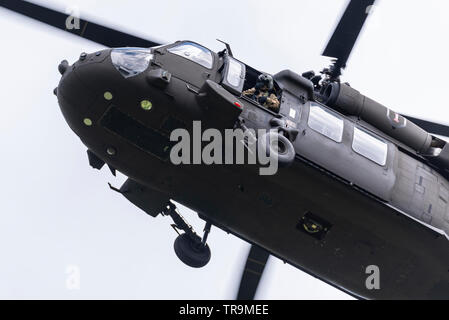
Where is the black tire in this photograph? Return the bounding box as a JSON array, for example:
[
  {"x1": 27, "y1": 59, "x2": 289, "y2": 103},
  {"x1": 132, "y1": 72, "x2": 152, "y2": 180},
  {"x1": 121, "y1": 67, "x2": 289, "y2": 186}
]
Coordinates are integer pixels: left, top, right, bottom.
[
  {"x1": 258, "y1": 131, "x2": 295, "y2": 168},
  {"x1": 174, "y1": 233, "x2": 211, "y2": 268}
]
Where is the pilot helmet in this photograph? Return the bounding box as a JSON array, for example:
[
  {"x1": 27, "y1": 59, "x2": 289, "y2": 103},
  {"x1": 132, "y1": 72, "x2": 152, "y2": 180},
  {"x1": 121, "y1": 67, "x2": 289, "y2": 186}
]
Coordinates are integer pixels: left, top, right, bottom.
[{"x1": 256, "y1": 73, "x2": 274, "y2": 91}]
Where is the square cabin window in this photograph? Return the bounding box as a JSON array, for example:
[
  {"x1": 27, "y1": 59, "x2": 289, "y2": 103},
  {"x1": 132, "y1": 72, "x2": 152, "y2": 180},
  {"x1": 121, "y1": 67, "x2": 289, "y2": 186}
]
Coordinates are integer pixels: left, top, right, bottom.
[
  {"x1": 308, "y1": 103, "x2": 344, "y2": 143},
  {"x1": 352, "y1": 127, "x2": 388, "y2": 166}
]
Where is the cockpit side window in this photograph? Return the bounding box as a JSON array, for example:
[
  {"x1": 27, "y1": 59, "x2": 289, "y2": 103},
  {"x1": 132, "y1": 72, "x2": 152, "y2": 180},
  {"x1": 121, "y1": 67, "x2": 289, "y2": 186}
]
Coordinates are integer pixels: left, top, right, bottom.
[
  {"x1": 167, "y1": 42, "x2": 213, "y2": 69},
  {"x1": 241, "y1": 68, "x2": 282, "y2": 113},
  {"x1": 221, "y1": 56, "x2": 245, "y2": 95},
  {"x1": 226, "y1": 58, "x2": 244, "y2": 87},
  {"x1": 308, "y1": 103, "x2": 344, "y2": 142}
]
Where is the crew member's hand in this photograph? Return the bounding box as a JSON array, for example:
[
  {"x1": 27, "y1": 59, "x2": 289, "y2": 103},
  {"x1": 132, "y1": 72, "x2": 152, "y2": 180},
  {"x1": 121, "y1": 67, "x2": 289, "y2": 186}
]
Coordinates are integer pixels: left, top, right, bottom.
[{"x1": 243, "y1": 88, "x2": 256, "y2": 96}]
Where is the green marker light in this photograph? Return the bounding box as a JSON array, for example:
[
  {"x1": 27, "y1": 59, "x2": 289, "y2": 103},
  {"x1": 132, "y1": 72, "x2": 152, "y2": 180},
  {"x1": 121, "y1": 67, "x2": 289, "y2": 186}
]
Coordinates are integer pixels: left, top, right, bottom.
[
  {"x1": 141, "y1": 100, "x2": 152, "y2": 111},
  {"x1": 104, "y1": 91, "x2": 113, "y2": 100}
]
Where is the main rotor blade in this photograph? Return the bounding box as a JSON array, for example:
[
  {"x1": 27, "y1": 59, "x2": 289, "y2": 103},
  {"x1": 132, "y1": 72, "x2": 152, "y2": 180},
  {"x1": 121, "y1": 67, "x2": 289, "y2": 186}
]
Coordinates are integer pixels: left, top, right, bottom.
[
  {"x1": 405, "y1": 115, "x2": 449, "y2": 138},
  {"x1": 236, "y1": 245, "x2": 270, "y2": 300},
  {"x1": 323, "y1": 0, "x2": 376, "y2": 78},
  {"x1": 0, "y1": 0, "x2": 160, "y2": 48}
]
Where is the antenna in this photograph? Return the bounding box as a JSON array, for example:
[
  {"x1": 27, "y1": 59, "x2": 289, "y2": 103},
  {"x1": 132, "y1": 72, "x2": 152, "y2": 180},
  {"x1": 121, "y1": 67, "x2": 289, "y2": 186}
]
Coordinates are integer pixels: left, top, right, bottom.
[{"x1": 216, "y1": 39, "x2": 234, "y2": 57}]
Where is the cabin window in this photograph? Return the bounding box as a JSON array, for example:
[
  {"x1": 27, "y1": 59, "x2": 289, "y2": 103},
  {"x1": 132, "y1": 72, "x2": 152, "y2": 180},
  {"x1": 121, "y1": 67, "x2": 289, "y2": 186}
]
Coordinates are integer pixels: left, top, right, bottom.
[
  {"x1": 167, "y1": 42, "x2": 213, "y2": 69},
  {"x1": 352, "y1": 127, "x2": 388, "y2": 166},
  {"x1": 308, "y1": 103, "x2": 344, "y2": 142}
]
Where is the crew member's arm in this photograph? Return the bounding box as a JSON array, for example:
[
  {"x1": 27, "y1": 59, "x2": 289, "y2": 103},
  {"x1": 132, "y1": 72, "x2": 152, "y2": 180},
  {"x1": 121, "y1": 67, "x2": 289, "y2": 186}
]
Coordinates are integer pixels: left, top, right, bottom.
[
  {"x1": 242, "y1": 87, "x2": 256, "y2": 96},
  {"x1": 266, "y1": 93, "x2": 280, "y2": 111}
]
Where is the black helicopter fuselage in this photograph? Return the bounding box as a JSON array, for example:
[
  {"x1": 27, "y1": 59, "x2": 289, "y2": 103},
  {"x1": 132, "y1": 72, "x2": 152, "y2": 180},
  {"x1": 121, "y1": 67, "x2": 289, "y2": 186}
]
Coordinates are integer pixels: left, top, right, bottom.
[{"x1": 56, "y1": 41, "x2": 449, "y2": 299}]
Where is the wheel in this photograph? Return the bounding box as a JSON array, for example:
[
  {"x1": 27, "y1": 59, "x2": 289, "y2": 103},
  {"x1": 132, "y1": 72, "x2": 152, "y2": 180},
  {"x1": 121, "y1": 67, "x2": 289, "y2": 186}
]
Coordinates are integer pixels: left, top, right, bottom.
[
  {"x1": 174, "y1": 233, "x2": 211, "y2": 268},
  {"x1": 258, "y1": 131, "x2": 295, "y2": 167}
]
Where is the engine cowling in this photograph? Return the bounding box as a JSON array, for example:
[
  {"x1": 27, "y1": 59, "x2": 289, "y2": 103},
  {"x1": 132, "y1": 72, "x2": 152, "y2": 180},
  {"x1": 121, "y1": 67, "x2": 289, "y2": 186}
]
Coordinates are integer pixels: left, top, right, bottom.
[{"x1": 322, "y1": 82, "x2": 433, "y2": 154}]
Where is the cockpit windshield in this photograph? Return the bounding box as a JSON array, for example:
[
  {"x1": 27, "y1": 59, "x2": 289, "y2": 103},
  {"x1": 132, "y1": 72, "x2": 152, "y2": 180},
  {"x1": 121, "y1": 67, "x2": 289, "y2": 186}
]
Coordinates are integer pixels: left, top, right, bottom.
[
  {"x1": 111, "y1": 48, "x2": 153, "y2": 78},
  {"x1": 167, "y1": 42, "x2": 213, "y2": 69}
]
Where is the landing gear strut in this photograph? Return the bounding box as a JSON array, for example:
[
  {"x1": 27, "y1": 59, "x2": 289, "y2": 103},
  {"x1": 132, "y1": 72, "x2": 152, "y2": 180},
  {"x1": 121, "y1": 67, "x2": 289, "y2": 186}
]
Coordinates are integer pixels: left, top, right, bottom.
[{"x1": 162, "y1": 202, "x2": 211, "y2": 268}]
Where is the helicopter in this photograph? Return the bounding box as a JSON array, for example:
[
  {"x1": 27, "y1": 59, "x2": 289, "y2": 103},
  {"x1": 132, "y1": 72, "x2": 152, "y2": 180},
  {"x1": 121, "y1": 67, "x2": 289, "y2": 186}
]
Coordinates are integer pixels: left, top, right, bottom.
[{"x1": 3, "y1": 0, "x2": 449, "y2": 300}]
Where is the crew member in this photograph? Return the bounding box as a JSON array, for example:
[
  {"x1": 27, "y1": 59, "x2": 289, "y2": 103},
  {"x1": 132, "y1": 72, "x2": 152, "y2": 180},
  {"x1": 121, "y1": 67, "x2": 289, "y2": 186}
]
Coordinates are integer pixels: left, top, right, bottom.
[{"x1": 243, "y1": 74, "x2": 280, "y2": 112}]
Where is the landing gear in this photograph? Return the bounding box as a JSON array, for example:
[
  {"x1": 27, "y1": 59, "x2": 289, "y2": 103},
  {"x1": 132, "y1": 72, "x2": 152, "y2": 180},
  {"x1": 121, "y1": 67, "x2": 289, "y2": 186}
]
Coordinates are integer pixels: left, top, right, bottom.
[
  {"x1": 162, "y1": 202, "x2": 212, "y2": 268},
  {"x1": 174, "y1": 233, "x2": 211, "y2": 268}
]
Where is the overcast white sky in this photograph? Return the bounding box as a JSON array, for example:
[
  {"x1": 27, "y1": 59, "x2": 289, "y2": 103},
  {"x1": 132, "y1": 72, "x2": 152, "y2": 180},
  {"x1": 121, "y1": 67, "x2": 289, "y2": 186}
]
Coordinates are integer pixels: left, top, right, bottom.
[{"x1": 0, "y1": 0, "x2": 448, "y2": 300}]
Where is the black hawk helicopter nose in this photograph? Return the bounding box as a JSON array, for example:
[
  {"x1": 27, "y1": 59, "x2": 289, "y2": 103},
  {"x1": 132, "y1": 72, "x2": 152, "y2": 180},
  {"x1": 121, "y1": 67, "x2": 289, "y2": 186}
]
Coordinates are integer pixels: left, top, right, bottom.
[
  {"x1": 55, "y1": 49, "x2": 115, "y2": 136},
  {"x1": 54, "y1": 47, "x2": 167, "y2": 148}
]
